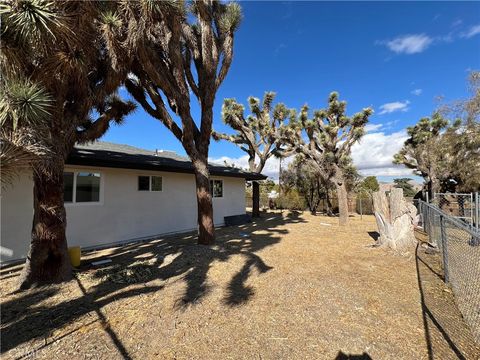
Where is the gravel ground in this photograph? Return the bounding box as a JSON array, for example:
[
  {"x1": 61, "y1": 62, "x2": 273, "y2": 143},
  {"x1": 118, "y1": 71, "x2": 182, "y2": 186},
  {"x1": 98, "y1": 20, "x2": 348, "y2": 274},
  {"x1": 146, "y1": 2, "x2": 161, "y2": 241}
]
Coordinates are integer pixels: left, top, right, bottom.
[{"x1": 1, "y1": 211, "x2": 479, "y2": 359}]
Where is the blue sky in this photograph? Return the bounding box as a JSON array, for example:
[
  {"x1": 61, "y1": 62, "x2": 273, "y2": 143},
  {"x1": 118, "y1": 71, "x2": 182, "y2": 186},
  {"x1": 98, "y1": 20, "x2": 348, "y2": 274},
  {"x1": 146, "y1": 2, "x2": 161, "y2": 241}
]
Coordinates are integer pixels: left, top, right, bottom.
[{"x1": 103, "y1": 1, "x2": 480, "y2": 182}]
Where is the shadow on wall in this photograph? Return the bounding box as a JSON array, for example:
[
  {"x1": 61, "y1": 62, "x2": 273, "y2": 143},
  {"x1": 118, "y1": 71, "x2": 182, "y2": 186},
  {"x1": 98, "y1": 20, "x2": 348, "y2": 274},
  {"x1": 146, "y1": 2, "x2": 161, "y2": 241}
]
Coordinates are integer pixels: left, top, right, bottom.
[
  {"x1": 415, "y1": 244, "x2": 480, "y2": 360},
  {"x1": 0, "y1": 211, "x2": 306, "y2": 358}
]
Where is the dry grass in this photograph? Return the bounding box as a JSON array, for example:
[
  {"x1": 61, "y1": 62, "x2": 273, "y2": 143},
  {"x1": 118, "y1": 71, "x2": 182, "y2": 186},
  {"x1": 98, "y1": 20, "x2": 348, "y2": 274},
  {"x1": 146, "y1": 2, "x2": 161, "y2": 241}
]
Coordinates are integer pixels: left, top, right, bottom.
[{"x1": 1, "y1": 211, "x2": 479, "y2": 359}]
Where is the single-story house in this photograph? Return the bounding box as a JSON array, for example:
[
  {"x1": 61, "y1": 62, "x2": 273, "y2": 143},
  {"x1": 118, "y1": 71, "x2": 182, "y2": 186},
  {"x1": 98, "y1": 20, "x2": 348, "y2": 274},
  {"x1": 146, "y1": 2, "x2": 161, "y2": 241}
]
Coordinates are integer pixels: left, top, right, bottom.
[{"x1": 1, "y1": 141, "x2": 265, "y2": 263}]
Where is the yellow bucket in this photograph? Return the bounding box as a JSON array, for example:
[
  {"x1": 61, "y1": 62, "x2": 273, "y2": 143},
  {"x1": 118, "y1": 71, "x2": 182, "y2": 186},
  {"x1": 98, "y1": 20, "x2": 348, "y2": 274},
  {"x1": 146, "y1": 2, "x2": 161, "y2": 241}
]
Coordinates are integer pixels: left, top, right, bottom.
[{"x1": 68, "y1": 246, "x2": 81, "y2": 267}]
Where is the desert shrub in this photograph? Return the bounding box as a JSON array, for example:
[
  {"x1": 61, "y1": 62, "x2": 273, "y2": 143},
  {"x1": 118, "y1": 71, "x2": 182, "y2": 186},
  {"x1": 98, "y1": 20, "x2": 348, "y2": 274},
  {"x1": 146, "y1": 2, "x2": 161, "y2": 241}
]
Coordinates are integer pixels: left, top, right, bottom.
[{"x1": 276, "y1": 190, "x2": 306, "y2": 210}]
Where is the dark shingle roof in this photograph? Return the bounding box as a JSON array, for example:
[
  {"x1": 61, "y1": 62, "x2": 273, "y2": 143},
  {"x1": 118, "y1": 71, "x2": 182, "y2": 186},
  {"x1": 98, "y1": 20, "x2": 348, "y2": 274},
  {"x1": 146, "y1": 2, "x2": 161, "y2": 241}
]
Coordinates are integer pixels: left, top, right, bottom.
[{"x1": 67, "y1": 141, "x2": 266, "y2": 181}]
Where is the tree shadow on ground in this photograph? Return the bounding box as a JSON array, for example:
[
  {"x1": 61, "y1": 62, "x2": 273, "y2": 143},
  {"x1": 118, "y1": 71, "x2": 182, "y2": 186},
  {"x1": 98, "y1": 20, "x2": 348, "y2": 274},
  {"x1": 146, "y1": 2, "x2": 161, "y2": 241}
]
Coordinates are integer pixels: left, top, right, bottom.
[
  {"x1": 335, "y1": 351, "x2": 372, "y2": 359},
  {"x1": 0, "y1": 211, "x2": 305, "y2": 357},
  {"x1": 415, "y1": 244, "x2": 480, "y2": 360},
  {"x1": 367, "y1": 231, "x2": 380, "y2": 242}
]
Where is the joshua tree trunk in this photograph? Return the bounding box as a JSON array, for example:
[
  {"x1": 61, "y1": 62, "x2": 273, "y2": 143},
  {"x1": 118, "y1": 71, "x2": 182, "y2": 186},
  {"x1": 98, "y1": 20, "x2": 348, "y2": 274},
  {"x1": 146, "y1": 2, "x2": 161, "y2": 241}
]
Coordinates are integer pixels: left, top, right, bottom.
[
  {"x1": 325, "y1": 190, "x2": 333, "y2": 216},
  {"x1": 193, "y1": 157, "x2": 215, "y2": 245},
  {"x1": 373, "y1": 188, "x2": 417, "y2": 251},
  {"x1": 430, "y1": 176, "x2": 440, "y2": 200},
  {"x1": 18, "y1": 162, "x2": 72, "y2": 289},
  {"x1": 252, "y1": 181, "x2": 260, "y2": 218},
  {"x1": 306, "y1": 187, "x2": 320, "y2": 215},
  {"x1": 334, "y1": 172, "x2": 349, "y2": 226},
  {"x1": 424, "y1": 168, "x2": 441, "y2": 201}
]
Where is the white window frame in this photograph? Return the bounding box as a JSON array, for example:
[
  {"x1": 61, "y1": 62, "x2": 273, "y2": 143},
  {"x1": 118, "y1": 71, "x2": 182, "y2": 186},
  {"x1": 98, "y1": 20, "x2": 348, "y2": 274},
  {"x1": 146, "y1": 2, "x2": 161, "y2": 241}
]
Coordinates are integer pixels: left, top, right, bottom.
[
  {"x1": 210, "y1": 179, "x2": 223, "y2": 198},
  {"x1": 64, "y1": 170, "x2": 103, "y2": 206},
  {"x1": 138, "y1": 175, "x2": 163, "y2": 192}
]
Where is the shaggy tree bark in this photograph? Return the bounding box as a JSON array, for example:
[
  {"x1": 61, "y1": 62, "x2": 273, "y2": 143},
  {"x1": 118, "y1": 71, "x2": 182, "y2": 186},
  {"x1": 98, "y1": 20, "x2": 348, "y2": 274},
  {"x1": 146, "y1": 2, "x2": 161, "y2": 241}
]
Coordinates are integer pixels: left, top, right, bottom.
[
  {"x1": 2, "y1": 1, "x2": 135, "y2": 289},
  {"x1": 334, "y1": 177, "x2": 349, "y2": 226},
  {"x1": 305, "y1": 182, "x2": 321, "y2": 215},
  {"x1": 372, "y1": 188, "x2": 418, "y2": 251},
  {"x1": 18, "y1": 163, "x2": 71, "y2": 288},
  {"x1": 106, "y1": 2, "x2": 242, "y2": 244},
  {"x1": 428, "y1": 175, "x2": 440, "y2": 199},
  {"x1": 193, "y1": 157, "x2": 215, "y2": 244},
  {"x1": 325, "y1": 190, "x2": 333, "y2": 216}
]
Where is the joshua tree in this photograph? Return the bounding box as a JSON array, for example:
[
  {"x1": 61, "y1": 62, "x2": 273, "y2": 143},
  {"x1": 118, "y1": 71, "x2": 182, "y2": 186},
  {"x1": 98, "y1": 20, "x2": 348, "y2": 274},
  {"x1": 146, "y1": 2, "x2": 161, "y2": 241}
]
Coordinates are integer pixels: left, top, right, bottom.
[
  {"x1": 213, "y1": 92, "x2": 291, "y2": 217},
  {"x1": 439, "y1": 71, "x2": 480, "y2": 192},
  {"x1": 0, "y1": 81, "x2": 52, "y2": 187},
  {"x1": 1, "y1": 1, "x2": 134, "y2": 288},
  {"x1": 102, "y1": 1, "x2": 242, "y2": 244},
  {"x1": 443, "y1": 120, "x2": 480, "y2": 192},
  {"x1": 280, "y1": 155, "x2": 326, "y2": 215},
  {"x1": 279, "y1": 92, "x2": 373, "y2": 225},
  {"x1": 395, "y1": 73, "x2": 480, "y2": 195},
  {"x1": 393, "y1": 113, "x2": 449, "y2": 197}
]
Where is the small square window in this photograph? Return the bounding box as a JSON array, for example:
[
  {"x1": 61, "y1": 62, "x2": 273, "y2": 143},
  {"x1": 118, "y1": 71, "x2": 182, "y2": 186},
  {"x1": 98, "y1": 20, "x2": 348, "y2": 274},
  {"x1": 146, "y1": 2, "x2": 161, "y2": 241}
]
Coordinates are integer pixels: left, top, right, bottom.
[
  {"x1": 151, "y1": 176, "x2": 162, "y2": 191},
  {"x1": 138, "y1": 176, "x2": 150, "y2": 191},
  {"x1": 76, "y1": 172, "x2": 100, "y2": 202},
  {"x1": 210, "y1": 179, "x2": 223, "y2": 198},
  {"x1": 63, "y1": 170, "x2": 101, "y2": 204}
]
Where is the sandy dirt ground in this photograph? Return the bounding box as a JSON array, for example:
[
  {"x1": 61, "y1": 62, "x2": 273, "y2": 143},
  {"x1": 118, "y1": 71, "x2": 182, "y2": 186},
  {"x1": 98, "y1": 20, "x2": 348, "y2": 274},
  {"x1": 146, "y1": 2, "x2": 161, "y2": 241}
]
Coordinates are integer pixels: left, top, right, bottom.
[{"x1": 1, "y1": 211, "x2": 479, "y2": 359}]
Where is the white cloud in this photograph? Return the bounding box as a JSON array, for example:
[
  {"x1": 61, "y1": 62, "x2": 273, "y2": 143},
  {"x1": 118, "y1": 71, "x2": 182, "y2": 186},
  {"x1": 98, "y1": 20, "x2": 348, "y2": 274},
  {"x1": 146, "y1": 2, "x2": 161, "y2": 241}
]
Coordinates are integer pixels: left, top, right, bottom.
[
  {"x1": 378, "y1": 100, "x2": 410, "y2": 115},
  {"x1": 461, "y1": 24, "x2": 480, "y2": 39},
  {"x1": 380, "y1": 25, "x2": 479, "y2": 56},
  {"x1": 384, "y1": 34, "x2": 433, "y2": 54},
  {"x1": 451, "y1": 19, "x2": 463, "y2": 28},
  {"x1": 411, "y1": 89, "x2": 423, "y2": 96},
  {"x1": 364, "y1": 123, "x2": 383, "y2": 133},
  {"x1": 351, "y1": 130, "x2": 413, "y2": 177}
]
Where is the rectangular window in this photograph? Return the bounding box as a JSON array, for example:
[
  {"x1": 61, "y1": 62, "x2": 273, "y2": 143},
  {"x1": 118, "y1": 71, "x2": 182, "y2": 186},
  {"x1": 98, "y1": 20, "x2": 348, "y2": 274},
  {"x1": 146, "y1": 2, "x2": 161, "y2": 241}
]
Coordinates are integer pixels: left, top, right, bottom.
[
  {"x1": 76, "y1": 172, "x2": 100, "y2": 202},
  {"x1": 138, "y1": 175, "x2": 163, "y2": 192},
  {"x1": 151, "y1": 176, "x2": 162, "y2": 191},
  {"x1": 63, "y1": 171, "x2": 101, "y2": 204},
  {"x1": 138, "y1": 176, "x2": 150, "y2": 191},
  {"x1": 64, "y1": 172, "x2": 74, "y2": 202},
  {"x1": 210, "y1": 179, "x2": 223, "y2": 198}
]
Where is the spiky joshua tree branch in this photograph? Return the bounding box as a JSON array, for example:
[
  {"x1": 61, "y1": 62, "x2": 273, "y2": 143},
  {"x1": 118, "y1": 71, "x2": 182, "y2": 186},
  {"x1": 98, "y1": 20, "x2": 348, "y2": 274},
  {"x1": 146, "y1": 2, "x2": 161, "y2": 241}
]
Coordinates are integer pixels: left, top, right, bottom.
[{"x1": 278, "y1": 92, "x2": 373, "y2": 225}]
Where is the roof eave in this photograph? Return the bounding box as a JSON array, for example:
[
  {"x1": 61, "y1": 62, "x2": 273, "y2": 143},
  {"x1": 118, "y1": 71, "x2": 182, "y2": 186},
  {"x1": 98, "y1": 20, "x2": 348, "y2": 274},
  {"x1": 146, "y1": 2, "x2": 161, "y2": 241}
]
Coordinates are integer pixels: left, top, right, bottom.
[{"x1": 66, "y1": 154, "x2": 266, "y2": 181}]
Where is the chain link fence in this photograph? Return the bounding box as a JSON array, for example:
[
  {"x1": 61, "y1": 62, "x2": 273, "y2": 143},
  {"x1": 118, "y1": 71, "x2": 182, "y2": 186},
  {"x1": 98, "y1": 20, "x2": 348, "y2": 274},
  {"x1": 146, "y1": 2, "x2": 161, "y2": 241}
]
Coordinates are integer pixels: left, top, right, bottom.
[
  {"x1": 418, "y1": 200, "x2": 480, "y2": 344},
  {"x1": 433, "y1": 193, "x2": 476, "y2": 229}
]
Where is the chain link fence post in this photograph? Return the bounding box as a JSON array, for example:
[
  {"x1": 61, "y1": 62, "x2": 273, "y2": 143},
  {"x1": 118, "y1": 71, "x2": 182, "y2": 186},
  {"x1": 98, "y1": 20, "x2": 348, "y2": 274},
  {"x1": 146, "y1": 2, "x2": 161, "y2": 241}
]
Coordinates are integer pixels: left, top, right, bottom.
[
  {"x1": 476, "y1": 192, "x2": 479, "y2": 231},
  {"x1": 439, "y1": 214, "x2": 449, "y2": 283}
]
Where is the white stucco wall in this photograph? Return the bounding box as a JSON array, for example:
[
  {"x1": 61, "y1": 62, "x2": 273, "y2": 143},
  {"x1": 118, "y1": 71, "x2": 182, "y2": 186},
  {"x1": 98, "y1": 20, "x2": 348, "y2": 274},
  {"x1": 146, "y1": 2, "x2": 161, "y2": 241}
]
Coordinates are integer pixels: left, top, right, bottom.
[
  {"x1": 0, "y1": 166, "x2": 246, "y2": 263},
  {"x1": 1, "y1": 171, "x2": 34, "y2": 263}
]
